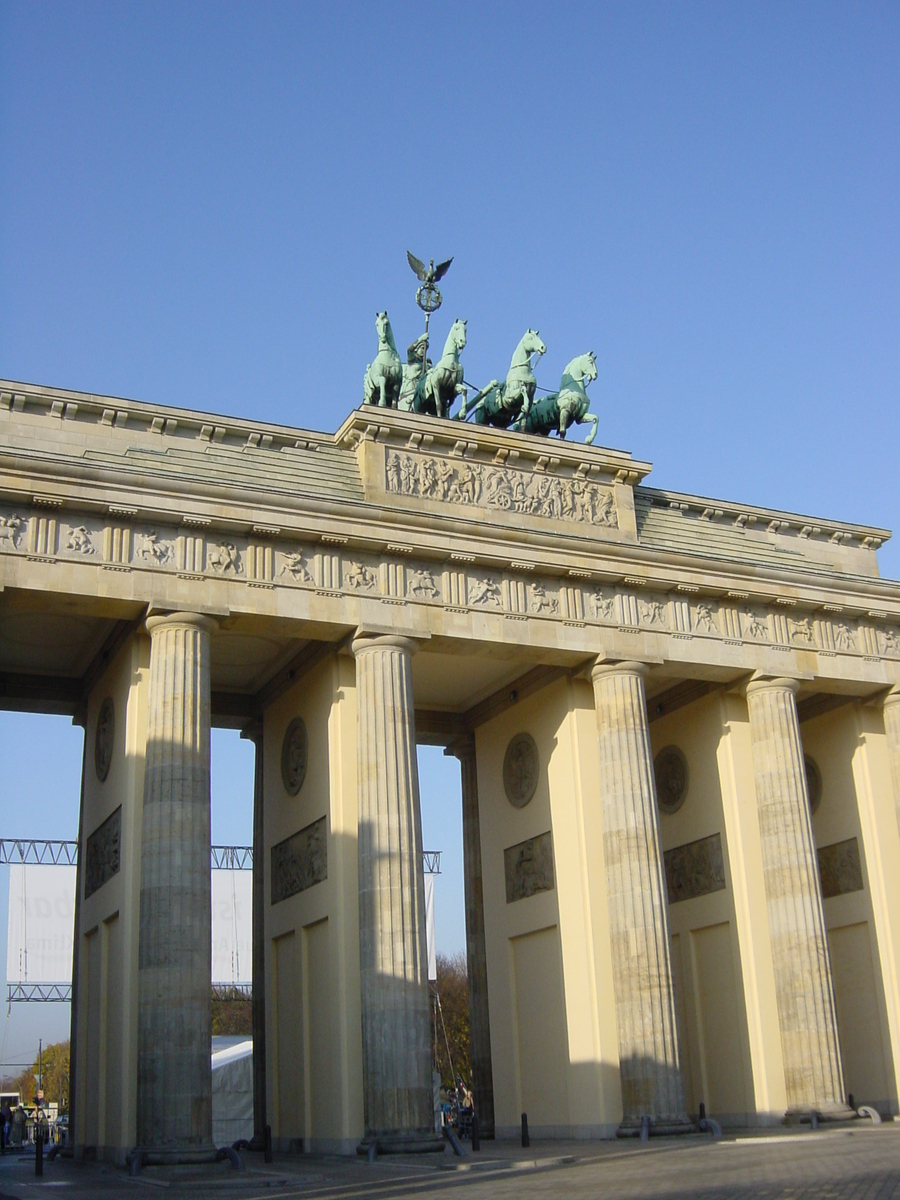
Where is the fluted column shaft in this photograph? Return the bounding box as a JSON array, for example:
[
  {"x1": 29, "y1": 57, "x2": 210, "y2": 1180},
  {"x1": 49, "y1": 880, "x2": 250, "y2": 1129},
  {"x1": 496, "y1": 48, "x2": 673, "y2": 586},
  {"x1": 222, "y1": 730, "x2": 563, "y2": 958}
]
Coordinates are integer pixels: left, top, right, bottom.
[
  {"x1": 446, "y1": 735, "x2": 494, "y2": 1137},
  {"x1": 242, "y1": 721, "x2": 267, "y2": 1146},
  {"x1": 137, "y1": 612, "x2": 217, "y2": 1160},
  {"x1": 746, "y1": 676, "x2": 845, "y2": 1113},
  {"x1": 352, "y1": 634, "x2": 437, "y2": 1149},
  {"x1": 591, "y1": 661, "x2": 690, "y2": 1131},
  {"x1": 883, "y1": 690, "x2": 900, "y2": 840}
]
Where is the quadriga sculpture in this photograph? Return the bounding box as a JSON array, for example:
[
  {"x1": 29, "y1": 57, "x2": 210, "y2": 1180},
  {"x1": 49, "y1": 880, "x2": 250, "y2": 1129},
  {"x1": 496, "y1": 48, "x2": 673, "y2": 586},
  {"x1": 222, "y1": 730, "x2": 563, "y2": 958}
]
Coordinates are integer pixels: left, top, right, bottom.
[
  {"x1": 516, "y1": 352, "x2": 599, "y2": 444},
  {"x1": 397, "y1": 333, "x2": 431, "y2": 411},
  {"x1": 461, "y1": 329, "x2": 546, "y2": 428},
  {"x1": 362, "y1": 311, "x2": 403, "y2": 408},
  {"x1": 406, "y1": 318, "x2": 468, "y2": 418}
]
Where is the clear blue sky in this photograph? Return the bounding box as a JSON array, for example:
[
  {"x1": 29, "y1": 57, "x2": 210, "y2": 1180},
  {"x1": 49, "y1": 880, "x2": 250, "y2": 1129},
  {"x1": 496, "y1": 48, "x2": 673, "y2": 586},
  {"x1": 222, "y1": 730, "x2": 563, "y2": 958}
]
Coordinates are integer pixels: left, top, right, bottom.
[{"x1": 1, "y1": 2, "x2": 897, "y2": 1063}]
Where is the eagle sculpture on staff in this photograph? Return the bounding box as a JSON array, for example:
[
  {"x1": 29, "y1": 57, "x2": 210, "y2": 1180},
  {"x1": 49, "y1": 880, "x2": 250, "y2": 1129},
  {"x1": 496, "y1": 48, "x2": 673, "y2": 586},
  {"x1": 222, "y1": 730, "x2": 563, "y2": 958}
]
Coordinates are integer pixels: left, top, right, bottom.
[{"x1": 406, "y1": 251, "x2": 453, "y2": 288}]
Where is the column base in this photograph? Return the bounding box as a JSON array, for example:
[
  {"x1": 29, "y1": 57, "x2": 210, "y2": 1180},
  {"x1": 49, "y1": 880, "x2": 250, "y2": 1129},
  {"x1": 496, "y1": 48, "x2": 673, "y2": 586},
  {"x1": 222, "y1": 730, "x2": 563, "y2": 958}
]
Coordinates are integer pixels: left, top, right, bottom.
[
  {"x1": 616, "y1": 1116, "x2": 697, "y2": 1138},
  {"x1": 783, "y1": 1103, "x2": 857, "y2": 1125},
  {"x1": 357, "y1": 1132, "x2": 445, "y2": 1155},
  {"x1": 129, "y1": 1145, "x2": 218, "y2": 1166}
]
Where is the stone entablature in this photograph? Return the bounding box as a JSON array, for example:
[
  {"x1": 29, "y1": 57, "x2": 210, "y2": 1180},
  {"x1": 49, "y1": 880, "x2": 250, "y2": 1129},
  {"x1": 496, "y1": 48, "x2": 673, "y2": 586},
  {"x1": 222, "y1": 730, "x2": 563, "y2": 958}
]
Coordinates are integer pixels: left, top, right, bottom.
[{"x1": 2, "y1": 380, "x2": 899, "y2": 691}]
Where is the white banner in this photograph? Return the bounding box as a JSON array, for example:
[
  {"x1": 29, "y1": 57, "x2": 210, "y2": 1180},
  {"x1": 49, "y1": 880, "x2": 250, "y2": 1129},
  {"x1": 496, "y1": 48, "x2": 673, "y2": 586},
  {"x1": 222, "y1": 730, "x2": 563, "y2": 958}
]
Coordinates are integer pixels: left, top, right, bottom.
[
  {"x1": 424, "y1": 872, "x2": 436, "y2": 982},
  {"x1": 211, "y1": 868, "x2": 252, "y2": 985},
  {"x1": 6, "y1": 864, "x2": 76, "y2": 983}
]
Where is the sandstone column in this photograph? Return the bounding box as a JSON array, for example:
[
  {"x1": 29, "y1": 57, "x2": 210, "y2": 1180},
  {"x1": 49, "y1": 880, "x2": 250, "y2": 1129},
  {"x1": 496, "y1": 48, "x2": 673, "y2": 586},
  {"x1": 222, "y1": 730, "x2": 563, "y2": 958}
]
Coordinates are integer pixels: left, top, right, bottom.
[
  {"x1": 883, "y1": 688, "x2": 900, "y2": 839},
  {"x1": 445, "y1": 734, "x2": 494, "y2": 1137},
  {"x1": 591, "y1": 660, "x2": 691, "y2": 1134},
  {"x1": 137, "y1": 612, "x2": 218, "y2": 1161},
  {"x1": 241, "y1": 720, "x2": 267, "y2": 1149},
  {"x1": 69, "y1": 710, "x2": 88, "y2": 1152},
  {"x1": 352, "y1": 633, "x2": 440, "y2": 1152},
  {"x1": 746, "y1": 675, "x2": 847, "y2": 1116}
]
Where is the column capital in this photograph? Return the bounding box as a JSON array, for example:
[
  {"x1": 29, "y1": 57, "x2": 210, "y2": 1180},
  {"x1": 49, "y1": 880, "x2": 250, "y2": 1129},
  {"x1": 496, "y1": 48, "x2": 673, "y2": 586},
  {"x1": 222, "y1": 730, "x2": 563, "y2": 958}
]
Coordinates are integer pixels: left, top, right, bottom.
[
  {"x1": 745, "y1": 673, "x2": 801, "y2": 700},
  {"x1": 145, "y1": 611, "x2": 219, "y2": 637},
  {"x1": 351, "y1": 630, "x2": 420, "y2": 658},
  {"x1": 590, "y1": 658, "x2": 649, "y2": 685}
]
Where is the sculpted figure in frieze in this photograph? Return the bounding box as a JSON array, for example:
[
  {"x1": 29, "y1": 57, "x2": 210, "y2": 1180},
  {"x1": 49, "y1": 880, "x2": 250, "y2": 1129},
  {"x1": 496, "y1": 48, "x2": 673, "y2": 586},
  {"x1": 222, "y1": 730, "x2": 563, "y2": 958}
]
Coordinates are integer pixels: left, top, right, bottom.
[
  {"x1": 279, "y1": 551, "x2": 313, "y2": 584},
  {"x1": 517, "y1": 352, "x2": 600, "y2": 445},
  {"x1": 0, "y1": 513, "x2": 23, "y2": 548},
  {"x1": 469, "y1": 576, "x2": 502, "y2": 607},
  {"x1": 407, "y1": 567, "x2": 439, "y2": 599},
  {"x1": 880, "y1": 628, "x2": 900, "y2": 656},
  {"x1": 833, "y1": 622, "x2": 857, "y2": 651},
  {"x1": 530, "y1": 582, "x2": 558, "y2": 614},
  {"x1": 790, "y1": 616, "x2": 816, "y2": 644},
  {"x1": 460, "y1": 328, "x2": 545, "y2": 429},
  {"x1": 590, "y1": 591, "x2": 616, "y2": 621},
  {"x1": 745, "y1": 612, "x2": 769, "y2": 640},
  {"x1": 362, "y1": 311, "x2": 403, "y2": 408},
  {"x1": 694, "y1": 602, "x2": 718, "y2": 634},
  {"x1": 135, "y1": 530, "x2": 172, "y2": 564},
  {"x1": 207, "y1": 542, "x2": 242, "y2": 574},
  {"x1": 640, "y1": 598, "x2": 667, "y2": 627},
  {"x1": 67, "y1": 526, "x2": 95, "y2": 555},
  {"x1": 345, "y1": 561, "x2": 378, "y2": 591}
]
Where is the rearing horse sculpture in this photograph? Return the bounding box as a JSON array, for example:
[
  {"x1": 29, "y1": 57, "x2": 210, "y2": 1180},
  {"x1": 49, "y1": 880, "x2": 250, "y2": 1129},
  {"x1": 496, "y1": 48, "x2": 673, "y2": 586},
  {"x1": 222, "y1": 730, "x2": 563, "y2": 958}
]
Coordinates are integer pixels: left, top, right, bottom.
[
  {"x1": 516, "y1": 352, "x2": 599, "y2": 444},
  {"x1": 408, "y1": 318, "x2": 468, "y2": 418},
  {"x1": 362, "y1": 311, "x2": 403, "y2": 408},
  {"x1": 461, "y1": 329, "x2": 546, "y2": 428}
]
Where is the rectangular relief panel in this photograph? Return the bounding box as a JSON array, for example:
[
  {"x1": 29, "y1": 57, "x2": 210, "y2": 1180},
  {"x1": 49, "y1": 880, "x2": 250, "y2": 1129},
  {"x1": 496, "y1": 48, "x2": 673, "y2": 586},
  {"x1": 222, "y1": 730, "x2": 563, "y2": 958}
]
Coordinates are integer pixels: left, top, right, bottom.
[
  {"x1": 665, "y1": 833, "x2": 726, "y2": 905},
  {"x1": 818, "y1": 838, "x2": 864, "y2": 899},
  {"x1": 84, "y1": 807, "x2": 122, "y2": 900},
  {"x1": 504, "y1": 831, "x2": 554, "y2": 904},
  {"x1": 271, "y1": 817, "x2": 327, "y2": 905}
]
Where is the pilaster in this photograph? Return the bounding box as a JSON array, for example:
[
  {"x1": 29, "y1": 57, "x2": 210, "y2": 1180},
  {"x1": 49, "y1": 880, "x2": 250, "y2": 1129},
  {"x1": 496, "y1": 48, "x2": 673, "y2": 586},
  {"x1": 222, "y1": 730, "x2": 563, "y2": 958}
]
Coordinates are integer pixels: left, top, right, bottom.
[{"x1": 883, "y1": 689, "x2": 900, "y2": 839}]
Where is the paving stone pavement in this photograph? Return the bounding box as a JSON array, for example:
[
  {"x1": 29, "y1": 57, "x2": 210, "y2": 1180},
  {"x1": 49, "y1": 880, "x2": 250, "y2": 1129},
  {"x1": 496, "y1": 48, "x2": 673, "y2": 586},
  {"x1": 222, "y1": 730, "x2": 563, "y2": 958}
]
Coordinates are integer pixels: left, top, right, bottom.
[{"x1": 0, "y1": 1126, "x2": 899, "y2": 1199}]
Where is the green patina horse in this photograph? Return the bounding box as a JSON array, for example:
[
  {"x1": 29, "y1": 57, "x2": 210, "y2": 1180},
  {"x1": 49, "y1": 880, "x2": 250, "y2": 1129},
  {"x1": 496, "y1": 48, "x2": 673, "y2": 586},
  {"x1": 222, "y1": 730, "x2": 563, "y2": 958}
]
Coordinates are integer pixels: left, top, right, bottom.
[
  {"x1": 460, "y1": 329, "x2": 546, "y2": 428},
  {"x1": 362, "y1": 311, "x2": 403, "y2": 408},
  {"x1": 515, "y1": 352, "x2": 599, "y2": 444},
  {"x1": 408, "y1": 318, "x2": 468, "y2": 418}
]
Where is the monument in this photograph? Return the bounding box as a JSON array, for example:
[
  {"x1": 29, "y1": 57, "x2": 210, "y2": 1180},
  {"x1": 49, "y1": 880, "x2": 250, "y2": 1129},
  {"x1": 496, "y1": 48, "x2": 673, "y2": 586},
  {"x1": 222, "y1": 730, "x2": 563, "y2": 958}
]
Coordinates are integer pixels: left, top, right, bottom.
[{"x1": 1, "y1": 259, "x2": 899, "y2": 1162}]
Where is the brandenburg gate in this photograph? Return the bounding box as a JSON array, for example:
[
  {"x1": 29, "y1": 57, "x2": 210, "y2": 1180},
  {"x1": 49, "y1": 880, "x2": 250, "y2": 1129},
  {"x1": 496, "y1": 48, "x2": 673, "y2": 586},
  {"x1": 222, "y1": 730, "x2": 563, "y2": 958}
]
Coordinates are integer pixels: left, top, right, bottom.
[{"x1": 1, "y1": 373, "x2": 899, "y2": 1162}]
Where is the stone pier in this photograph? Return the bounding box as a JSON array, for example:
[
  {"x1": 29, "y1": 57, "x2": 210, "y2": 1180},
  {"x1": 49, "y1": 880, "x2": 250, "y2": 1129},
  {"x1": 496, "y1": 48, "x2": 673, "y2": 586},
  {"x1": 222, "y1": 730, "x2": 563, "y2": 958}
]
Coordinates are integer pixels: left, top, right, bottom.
[
  {"x1": 352, "y1": 633, "x2": 441, "y2": 1152},
  {"x1": 591, "y1": 661, "x2": 691, "y2": 1134},
  {"x1": 745, "y1": 675, "x2": 847, "y2": 1116},
  {"x1": 446, "y1": 734, "x2": 495, "y2": 1137},
  {"x1": 883, "y1": 689, "x2": 900, "y2": 838},
  {"x1": 136, "y1": 612, "x2": 218, "y2": 1161}
]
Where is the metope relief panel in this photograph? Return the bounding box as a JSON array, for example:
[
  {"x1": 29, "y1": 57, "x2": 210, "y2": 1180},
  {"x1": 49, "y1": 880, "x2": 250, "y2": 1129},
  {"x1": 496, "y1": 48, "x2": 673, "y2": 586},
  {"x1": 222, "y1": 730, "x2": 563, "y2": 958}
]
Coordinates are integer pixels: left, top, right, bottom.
[
  {"x1": 271, "y1": 816, "x2": 327, "y2": 905},
  {"x1": 277, "y1": 548, "x2": 315, "y2": 586},
  {"x1": 0, "y1": 512, "x2": 25, "y2": 552},
  {"x1": 504, "y1": 831, "x2": 554, "y2": 903},
  {"x1": 664, "y1": 833, "x2": 726, "y2": 905},
  {"x1": 385, "y1": 451, "x2": 618, "y2": 529},
  {"x1": 84, "y1": 806, "x2": 122, "y2": 900},
  {"x1": 817, "y1": 838, "x2": 864, "y2": 899}
]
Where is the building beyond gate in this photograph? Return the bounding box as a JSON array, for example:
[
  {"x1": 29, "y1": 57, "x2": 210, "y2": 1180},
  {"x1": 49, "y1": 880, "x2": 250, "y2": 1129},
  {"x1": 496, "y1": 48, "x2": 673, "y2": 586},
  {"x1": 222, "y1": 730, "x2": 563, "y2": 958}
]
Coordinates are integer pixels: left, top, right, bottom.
[{"x1": 2, "y1": 378, "x2": 900, "y2": 1160}]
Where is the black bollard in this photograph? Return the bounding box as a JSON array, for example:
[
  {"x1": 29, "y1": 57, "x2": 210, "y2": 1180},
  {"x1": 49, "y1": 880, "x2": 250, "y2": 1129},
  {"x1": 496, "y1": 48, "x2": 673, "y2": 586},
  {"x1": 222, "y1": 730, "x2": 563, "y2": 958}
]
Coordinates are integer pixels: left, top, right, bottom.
[
  {"x1": 699, "y1": 1101, "x2": 706, "y2": 1120},
  {"x1": 848, "y1": 1093, "x2": 855, "y2": 1111},
  {"x1": 35, "y1": 1129, "x2": 43, "y2": 1177},
  {"x1": 264, "y1": 1123, "x2": 273, "y2": 1164},
  {"x1": 472, "y1": 1113, "x2": 480, "y2": 1153},
  {"x1": 521, "y1": 1112, "x2": 530, "y2": 1148}
]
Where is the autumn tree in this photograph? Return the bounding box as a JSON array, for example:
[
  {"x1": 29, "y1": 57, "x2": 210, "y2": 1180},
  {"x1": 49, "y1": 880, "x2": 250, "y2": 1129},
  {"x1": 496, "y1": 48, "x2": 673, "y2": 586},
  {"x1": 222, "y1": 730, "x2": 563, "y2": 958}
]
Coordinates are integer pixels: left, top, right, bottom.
[
  {"x1": 431, "y1": 951, "x2": 471, "y2": 1088},
  {"x1": 211, "y1": 989, "x2": 252, "y2": 1036},
  {"x1": 9, "y1": 1040, "x2": 69, "y2": 1110}
]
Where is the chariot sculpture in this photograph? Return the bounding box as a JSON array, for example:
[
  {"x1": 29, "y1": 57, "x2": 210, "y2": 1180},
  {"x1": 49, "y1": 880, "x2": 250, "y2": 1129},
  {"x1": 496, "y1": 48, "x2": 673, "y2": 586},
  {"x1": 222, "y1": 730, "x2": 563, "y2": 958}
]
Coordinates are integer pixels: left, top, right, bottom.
[{"x1": 361, "y1": 252, "x2": 601, "y2": 444}]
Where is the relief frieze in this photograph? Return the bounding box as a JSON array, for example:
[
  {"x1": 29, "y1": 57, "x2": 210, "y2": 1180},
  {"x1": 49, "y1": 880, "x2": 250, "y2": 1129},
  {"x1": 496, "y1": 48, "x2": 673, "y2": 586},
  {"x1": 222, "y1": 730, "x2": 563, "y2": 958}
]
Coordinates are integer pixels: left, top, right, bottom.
[
  {"x1": 84, "y1": 805, "x2": 122, "y2": 899},
  {"x1": 0, "y1": 513, "x2": 24, "y2": 549},
  {"x1": 504, "y1": 831, "x2": 554, "y2": 903},
  {"x1": 817, "y1": 837, "x2": 863, "y2": 899},
  {"x1": 385, "y1": 451, "x2": 618, "y2": 528},
  {"x1": 271, "y1": 816, "x2": 327, "y2": 904},
  {"x1": 664, "y1": 833, "x2": 726, "y2": 904}
]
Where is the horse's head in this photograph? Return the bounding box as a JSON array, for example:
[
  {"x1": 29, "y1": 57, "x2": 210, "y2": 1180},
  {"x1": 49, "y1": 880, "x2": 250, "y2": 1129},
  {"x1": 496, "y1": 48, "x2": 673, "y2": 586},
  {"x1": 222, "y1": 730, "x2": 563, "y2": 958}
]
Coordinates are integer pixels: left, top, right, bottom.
[
  {"x1": 563, "y1": 352, "x2": 598, "y2": 385},
  {"x1": 448, "y1": 318, "x2": 467, "y2": 352},
  {"x1": 582, "y1": 351, "x2": 598, "y2": 382},
  {"x1": 375, "y1": 311, "x2": 388, "y2": 336},
  {"x1": 523, "y1": 329, "x2": 546, "y2": 360}
]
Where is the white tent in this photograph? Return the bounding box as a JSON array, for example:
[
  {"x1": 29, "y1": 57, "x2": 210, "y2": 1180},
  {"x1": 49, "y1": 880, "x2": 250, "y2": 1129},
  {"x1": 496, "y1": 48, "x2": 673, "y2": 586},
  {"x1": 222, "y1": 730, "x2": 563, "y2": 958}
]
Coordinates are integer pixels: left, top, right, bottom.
[{"x1": 211, "y1": 1037, "x2": 253, "y2": 1146}]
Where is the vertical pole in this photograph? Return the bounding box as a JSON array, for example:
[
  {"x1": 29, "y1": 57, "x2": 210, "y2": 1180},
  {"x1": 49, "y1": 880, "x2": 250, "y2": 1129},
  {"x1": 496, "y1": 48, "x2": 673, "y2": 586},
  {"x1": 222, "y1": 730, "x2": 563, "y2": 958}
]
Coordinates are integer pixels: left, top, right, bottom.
[
  {"x1": 241, "y1": 720, "x2": 267, "y2": 1149},
  {"x1": 68, "y1": 712, "x2": 87, "y2": 1154}
]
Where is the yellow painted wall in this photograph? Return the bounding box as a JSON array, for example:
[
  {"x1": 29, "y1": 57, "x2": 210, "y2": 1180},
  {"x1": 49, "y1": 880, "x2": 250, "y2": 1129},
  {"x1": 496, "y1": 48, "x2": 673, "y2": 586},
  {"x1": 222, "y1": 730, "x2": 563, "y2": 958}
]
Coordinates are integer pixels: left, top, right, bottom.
[
  {"x1": 803, "y1": 706, "x2": 898, "y2": 1114},
  {"x1": 476, "y1": 676, "x2": 621, "y2": 1139},
  {"x1": 76, "y1": 632, "x2": 149, "y2": 1162},
  {"x1": 263, "y1": 651, "x2": 362, "y2": 1152},
  {"x1": 650, "y1": 692, "x2": 756, "y2": 1125}
]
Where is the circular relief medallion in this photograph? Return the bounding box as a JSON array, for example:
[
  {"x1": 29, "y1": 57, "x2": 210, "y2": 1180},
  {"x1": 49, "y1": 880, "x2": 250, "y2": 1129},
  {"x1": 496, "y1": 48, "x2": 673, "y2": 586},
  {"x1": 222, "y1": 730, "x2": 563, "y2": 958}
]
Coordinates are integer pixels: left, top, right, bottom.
[
  {"x1": 281, "y1": 717, "x2": 309, "y2": 796},
  {"x1": 654, "y1": 746, "x2": 688, "y2": 815},
  {"x1": 503, "y1": 733, "x2": 539, "y2": 809},
  {"x1": 805, "y1": 754, "x2": 822, "y2": 815},
  {"x1": 94, "y1": 697, "x2": 115, "y2": 783}
]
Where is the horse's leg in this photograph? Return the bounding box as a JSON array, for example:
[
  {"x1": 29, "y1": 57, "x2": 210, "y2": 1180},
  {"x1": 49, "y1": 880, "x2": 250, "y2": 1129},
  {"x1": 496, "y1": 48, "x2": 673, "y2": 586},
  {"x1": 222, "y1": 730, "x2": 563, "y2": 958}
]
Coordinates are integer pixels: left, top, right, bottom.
[
  {"x1": 584, "y1": 414, "x2": 599, "y2": 445},
  {"x1": 378, "y1": 375, "x2": 388, "y2": 407}
]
